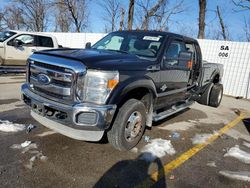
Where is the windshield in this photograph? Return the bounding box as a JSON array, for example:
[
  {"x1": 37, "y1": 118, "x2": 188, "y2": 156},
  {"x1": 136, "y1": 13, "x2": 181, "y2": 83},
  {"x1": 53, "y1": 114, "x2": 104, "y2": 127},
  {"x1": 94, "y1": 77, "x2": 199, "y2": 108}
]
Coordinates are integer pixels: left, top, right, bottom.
[
  {"x1": 0, "y1": 31, "x2": 16, "y2": 42},
  {"x1": 92, "y1": 32, "x2": 166, "y2": 59}
]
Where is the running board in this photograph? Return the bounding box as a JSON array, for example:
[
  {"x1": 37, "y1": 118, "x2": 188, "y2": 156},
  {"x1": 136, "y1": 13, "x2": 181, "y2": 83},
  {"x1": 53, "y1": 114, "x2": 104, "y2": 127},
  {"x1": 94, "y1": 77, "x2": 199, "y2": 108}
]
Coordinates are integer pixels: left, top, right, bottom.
[{"x1": 153, "y1": 101, "x2": 194, "y2": 122}]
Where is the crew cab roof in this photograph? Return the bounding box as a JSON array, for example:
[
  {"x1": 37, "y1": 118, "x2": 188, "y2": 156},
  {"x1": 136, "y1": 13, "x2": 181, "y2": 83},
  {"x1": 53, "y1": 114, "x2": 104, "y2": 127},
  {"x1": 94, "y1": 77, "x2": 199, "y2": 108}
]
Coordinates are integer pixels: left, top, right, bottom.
[{"x1": 111, "y1": 30, "x2": 198, "y2": 44}]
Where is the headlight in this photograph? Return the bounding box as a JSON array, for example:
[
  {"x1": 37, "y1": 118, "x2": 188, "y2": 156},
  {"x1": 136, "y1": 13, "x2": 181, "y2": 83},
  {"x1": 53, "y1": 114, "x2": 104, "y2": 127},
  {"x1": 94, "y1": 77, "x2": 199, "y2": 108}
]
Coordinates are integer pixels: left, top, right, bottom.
[{"x1": 76, "y1": 70, "x2": 119, "y2": 104}]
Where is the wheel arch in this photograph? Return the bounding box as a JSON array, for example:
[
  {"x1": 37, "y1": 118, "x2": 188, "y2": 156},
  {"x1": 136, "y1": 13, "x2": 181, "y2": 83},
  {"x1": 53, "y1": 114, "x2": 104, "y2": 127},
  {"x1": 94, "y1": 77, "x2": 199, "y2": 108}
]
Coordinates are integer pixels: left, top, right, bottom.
[
  {"x1": 107, "y1": 78, "x2": 157, "y2": 107},
  {"x1": 212, "y1": 73, "x2": 220, "y2": 84},
  {"x1": 107, "y1": 78, "x2": 157, "y2": 128}
]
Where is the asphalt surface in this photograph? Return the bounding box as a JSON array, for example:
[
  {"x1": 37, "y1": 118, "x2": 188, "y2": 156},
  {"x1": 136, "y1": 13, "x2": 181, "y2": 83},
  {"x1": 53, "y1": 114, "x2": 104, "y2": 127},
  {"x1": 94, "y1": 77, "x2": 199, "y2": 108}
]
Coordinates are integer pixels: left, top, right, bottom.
[{"x1": 0, "y1": 75, "x2": 250, "y2": 188}]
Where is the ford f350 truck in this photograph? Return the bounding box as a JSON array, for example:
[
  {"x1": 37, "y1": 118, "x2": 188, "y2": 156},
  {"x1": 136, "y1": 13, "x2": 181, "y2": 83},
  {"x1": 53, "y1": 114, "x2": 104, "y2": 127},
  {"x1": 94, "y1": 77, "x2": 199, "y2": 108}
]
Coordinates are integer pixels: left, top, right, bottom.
[
  {"x1": 0, "y1": 30, "x2": 60, "y2": 73},
  {"x1": 21, "y1": 31, "x2": 223, "y2": 150}
]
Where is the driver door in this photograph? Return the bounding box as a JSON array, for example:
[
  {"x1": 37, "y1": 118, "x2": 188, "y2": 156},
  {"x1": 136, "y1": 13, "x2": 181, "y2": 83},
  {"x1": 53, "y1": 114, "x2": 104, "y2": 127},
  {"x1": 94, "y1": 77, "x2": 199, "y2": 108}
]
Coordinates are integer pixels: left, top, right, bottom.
[
  {"x1": 4, "y1": 34, "x2": 36, "y2": 66},
  {"x1": 156, "y1": 39, "x2": 193, "y2": 109}
]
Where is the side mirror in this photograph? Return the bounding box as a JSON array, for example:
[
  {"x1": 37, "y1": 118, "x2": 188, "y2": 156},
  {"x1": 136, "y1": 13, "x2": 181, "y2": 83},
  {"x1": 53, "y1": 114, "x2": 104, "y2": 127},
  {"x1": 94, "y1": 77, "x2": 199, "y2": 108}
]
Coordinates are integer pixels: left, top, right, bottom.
[
  {"x1": 14, "y1": 39, "x2": 23, "y2": 48},
  {"x1": 163, "y1": 56, "x2": 178, "y2": 67},
  {"x1": 85, "y1": 42, "x2": 91, "y2": 49},
  {"x1": 178, "y1": 51, "x2": 193, "y2": 69}
]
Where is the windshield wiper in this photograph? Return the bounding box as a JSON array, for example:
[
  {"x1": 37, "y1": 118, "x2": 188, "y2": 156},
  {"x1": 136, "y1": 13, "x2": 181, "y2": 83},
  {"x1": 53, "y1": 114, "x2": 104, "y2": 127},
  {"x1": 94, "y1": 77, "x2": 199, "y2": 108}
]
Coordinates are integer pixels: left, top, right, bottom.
[{"x1": 106, "y1": 49, "x2": 129, "y2": 54}]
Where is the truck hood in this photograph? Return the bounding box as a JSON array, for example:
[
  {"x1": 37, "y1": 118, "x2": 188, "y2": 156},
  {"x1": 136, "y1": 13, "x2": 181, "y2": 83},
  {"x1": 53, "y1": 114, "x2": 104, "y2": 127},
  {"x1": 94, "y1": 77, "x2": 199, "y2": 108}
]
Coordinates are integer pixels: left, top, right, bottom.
[{"x1": 35, "y1": 48, "x2": 155, "y2": 71}]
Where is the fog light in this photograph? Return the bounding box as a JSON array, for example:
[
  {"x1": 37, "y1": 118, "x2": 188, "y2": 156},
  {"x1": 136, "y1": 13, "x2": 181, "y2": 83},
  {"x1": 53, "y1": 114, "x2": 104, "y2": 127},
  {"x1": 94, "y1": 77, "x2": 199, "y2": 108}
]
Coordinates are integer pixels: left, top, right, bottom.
[{"x1": 76, "y1": 112, "x2": 97, "y2": 125}]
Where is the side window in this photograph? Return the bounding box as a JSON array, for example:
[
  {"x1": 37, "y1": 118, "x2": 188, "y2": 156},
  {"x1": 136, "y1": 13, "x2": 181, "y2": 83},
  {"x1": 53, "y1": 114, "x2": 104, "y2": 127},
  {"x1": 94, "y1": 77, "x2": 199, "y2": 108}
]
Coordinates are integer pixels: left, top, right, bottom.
[
  {"x1": 36, "y1": 36, "x2": 54, "y2": 47},
  {"x1": 164, "y1": 40, "x2": 187, "y2": 67},
  {"x1": 7, "y1": 34, "x2": 34, "y2": 46}
]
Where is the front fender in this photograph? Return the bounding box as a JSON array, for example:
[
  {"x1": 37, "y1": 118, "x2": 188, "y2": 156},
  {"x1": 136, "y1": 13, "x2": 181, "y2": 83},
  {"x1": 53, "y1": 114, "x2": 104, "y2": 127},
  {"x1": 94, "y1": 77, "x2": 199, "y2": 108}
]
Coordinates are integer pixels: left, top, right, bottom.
[{"x1": 107, "y1": 77, "x2": 157, "y2": 105}]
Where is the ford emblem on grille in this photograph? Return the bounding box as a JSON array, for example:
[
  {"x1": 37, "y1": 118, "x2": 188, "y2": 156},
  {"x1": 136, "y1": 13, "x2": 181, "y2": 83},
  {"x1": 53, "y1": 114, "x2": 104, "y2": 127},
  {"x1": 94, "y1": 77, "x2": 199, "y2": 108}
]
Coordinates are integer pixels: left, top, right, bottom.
[{"x1": 37, "y1": 74, "x2": 51, "y2": 85}]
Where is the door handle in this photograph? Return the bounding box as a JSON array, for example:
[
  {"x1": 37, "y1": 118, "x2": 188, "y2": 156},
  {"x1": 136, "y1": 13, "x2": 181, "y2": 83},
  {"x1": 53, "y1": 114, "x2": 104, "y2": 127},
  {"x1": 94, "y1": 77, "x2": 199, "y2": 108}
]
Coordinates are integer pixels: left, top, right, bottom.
[{"x1": 147, "y1": 65, "x2": 160, "y2": 72}]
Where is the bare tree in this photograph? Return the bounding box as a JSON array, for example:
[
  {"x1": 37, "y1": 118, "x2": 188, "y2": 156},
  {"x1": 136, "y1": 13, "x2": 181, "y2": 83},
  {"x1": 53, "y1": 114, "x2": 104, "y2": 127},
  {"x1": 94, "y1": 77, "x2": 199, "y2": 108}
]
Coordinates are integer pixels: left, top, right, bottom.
[
  {"x1": 137, "y1": 0, "x2": 166, "y2": 30},
  {"x1": 119, "y1": 8, "x2": 125, "y2": 30},
  {"x1": 136, "y1": 0, "x2": 185, "y2": 31},
  {"x1": 63, "y1": 0, "x2": 89, "y2": 32},
  {"x1": 198, "y1": 0, "x2": 206, "y2": 39},
  {"x1": 243, "y1": 17, "x2": 250, "y2": 41},
  {"x1": 0, "y1": 4, "x2": 25, "y2": 31},
  {"x1": 232, "y1": 0, "x2": 250, "y2": 11},
  {"x1": 0, "y1": 13, "x2": 3, "y2": 31},
  {"x1": 127, "y1": 0, "x2": 135, "y2": 30},
  {"x1": 99, "y1": 0, "x2": 120, "y2": 32},
  {"x1": 232, "y1": 0, "x2": 250, "y2": 41},
  {"x1": 216, "y1": 6, "x2": 227, "y2": 40},
  {"x1": 153, "y1": 0, "x2": 185, "y2": 31},
  {"x1": 54, "y1": 0, "x2": 71, "y2": 32},
  {"x1": 16, "y1": 0, "x2": 51, "y2": 32}
]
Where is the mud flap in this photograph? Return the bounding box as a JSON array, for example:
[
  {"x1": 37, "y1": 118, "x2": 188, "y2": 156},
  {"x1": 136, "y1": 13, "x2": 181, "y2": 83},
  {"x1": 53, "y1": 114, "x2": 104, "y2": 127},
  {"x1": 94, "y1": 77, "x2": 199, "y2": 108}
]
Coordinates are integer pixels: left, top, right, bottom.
[{"x1": 197, "y1": 83, "x2": 214, "y2": 105}]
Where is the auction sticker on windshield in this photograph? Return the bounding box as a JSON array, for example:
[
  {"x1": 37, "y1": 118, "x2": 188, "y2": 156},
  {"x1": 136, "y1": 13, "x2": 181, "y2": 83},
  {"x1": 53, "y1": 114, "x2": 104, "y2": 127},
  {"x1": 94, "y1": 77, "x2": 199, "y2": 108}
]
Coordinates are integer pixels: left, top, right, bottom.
[{"x1": 143, "y1": 36, "x2": 161, "y2": 41}]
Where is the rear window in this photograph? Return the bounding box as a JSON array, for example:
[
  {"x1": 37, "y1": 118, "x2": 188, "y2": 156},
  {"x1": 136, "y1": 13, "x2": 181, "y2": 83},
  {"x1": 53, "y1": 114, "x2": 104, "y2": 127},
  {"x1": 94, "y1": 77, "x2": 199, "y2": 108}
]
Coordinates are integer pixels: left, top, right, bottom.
[{"x1": 36, "y1": 36, "x2": 54, "y2": 47}]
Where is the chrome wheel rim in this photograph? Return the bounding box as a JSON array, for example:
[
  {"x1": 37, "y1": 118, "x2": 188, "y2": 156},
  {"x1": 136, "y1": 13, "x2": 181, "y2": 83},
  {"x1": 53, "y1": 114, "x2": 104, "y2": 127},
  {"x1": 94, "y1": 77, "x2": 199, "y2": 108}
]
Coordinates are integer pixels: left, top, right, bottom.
[{"x1": 125, "y1": 111, "x2": 143, "y2": 142}]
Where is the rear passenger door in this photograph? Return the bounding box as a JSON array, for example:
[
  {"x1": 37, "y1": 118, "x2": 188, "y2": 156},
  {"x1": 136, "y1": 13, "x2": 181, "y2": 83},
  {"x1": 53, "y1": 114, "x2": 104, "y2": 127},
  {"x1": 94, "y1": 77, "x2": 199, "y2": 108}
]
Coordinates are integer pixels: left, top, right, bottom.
[
  {"x1": 156, "y1": 39, "x2": 192, "y2": 109},
  {"x1": 35, "y1": 35, "x2": 54, "y2": 51}
]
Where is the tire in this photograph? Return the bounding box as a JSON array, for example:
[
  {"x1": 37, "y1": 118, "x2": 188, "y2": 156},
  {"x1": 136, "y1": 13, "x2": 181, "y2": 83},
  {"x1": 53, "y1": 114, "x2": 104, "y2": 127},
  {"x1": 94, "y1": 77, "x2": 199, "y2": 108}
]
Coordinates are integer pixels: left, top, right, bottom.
[
  {"x1": 209, "y1": 83, "x2": 223, "y2": 107},
  {"x1": 107, "y1": 99, "x2": 146, "y2": 151}
]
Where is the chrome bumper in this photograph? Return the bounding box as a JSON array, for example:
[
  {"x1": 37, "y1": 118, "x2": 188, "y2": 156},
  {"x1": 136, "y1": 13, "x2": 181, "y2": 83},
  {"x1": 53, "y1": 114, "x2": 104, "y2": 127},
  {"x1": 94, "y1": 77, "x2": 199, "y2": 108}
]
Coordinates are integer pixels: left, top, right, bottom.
[{"x1": 21, "y1": 83, "x2": 116, "y2": 141}]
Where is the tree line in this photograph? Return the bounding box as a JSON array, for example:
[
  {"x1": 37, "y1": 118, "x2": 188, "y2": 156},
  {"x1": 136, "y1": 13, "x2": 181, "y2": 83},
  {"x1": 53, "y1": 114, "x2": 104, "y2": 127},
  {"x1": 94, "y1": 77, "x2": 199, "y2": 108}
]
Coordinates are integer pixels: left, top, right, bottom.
[{"x1": 0, "y1": 0, "x2": 249, "y2": 41}]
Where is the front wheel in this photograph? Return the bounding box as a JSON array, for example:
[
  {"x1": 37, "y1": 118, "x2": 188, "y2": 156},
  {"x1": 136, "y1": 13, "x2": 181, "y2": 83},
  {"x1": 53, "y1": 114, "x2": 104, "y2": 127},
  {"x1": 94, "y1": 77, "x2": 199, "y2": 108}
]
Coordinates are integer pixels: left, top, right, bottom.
[{"x1": 107, "y1": 99, "x2": 146, "y2": 151}]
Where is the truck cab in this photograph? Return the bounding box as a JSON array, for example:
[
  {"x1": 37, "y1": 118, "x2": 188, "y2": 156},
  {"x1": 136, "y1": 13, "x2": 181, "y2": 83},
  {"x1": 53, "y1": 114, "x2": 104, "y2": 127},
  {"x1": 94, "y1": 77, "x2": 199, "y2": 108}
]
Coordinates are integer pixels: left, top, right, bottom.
[
  {"x1": 21, "y1": 31, "x2": 223, "y2": 150},
  {"x1": 0, "y1": 30, "x2": 59, "y2": 72}
]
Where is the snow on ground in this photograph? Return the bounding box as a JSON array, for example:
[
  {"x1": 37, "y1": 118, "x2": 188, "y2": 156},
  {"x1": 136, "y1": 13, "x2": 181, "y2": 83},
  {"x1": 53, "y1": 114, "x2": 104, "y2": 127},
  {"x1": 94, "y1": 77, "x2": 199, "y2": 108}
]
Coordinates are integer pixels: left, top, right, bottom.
[
  {"x1": 140, "y1": 138, "x2": 176, "y2": 162},
  {"x1": 10, "y1": 141, "x2": 38, "y2": 154},
  {"x1": 224, "y1": 145, "x2": 250, "y2": 164},
  {"x1": 219, "y1": 171, "x2": 250, "y2": 182},
  {"x1": 0, "y1": 120, "x2": 25, "y2": 132},
  {"x1": 25, "y1": 152, "x2": 48, "y2": 170},
  {"x1": 10, "y1": 140, "x2": 48, "y2": 169},
  {"x1": 191, "y1": 131, "x2": 219, "y2": 145},
  {"x1": 36, "y1": 130, "x2": 56, "y2": 137},
  {"x1": 21, "y1": 141, "x2": 31, "y2": 147},
  {"x1": 243, "y1": 141, "x2": 250, "y2": 148},
  {"x1": 206, "y1": 161, "x2": 217, "y2": 167}
]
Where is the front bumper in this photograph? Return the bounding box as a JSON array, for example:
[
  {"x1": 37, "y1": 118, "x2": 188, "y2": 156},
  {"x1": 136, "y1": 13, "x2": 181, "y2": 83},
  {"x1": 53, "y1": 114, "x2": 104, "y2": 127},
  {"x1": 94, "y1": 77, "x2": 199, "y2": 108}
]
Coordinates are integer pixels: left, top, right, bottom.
[{"x1": 21, "y1": 83, "x2": 117, "y2": 141}]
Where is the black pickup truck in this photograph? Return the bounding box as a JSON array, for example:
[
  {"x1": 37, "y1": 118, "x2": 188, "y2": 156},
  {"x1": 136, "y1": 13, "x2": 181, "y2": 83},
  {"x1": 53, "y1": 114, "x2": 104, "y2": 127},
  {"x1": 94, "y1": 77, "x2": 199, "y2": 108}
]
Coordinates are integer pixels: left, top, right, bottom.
[{"x1": 21, "y1": 31, "x2": 223, "y2": 150}]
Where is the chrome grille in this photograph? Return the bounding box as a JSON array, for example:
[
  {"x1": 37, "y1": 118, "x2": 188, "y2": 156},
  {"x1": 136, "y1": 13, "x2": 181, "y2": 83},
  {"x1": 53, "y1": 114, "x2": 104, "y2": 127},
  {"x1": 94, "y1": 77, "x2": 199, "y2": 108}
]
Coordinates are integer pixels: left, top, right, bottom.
[{"x1": 29, "y1": 61, "x2": 74, "y2": 102}]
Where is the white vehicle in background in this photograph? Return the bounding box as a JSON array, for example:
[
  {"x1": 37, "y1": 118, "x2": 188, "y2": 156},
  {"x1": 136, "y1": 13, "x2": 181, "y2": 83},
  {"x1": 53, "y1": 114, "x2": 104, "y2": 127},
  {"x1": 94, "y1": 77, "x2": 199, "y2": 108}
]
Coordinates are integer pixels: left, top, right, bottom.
[{"x1": 0, "y1": 30, "x2": 61, "y2": 73}]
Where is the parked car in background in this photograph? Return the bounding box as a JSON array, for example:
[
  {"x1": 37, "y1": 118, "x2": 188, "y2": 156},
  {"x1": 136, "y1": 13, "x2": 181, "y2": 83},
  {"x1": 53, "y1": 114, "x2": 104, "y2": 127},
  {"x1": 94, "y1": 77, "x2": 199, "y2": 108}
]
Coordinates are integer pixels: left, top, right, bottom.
[{"x1": 0, "y1": 30, "x2": 61, "y2": 73}]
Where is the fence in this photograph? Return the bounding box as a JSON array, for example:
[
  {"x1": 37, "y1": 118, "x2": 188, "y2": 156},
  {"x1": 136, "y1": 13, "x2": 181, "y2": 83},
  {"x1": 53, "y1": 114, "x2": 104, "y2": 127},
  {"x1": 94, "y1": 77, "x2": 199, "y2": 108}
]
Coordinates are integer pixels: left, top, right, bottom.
[
  {"x1": 47, "y1": 32, "x2": 250, "y2": 99},
  {"x1": 46, "y1": 32, "x2": 106, "y2": 48},
  {"x1": 198, "y1": 39, "x2": 250, "y2": 99}
]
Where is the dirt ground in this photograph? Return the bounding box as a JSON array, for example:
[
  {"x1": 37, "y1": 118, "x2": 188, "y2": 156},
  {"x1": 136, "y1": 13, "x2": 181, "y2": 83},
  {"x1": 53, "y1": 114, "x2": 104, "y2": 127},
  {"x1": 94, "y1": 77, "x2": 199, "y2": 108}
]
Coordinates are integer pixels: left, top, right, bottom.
[{"x1": 0, "y1": 75, "x2": 250, "y2": 188}]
